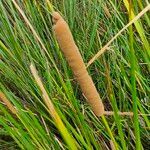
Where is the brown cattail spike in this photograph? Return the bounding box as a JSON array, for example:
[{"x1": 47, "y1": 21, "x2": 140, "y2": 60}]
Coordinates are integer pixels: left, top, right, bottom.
[{"x1": 52, "y1": 12, "x2": 104, "y2": 116}]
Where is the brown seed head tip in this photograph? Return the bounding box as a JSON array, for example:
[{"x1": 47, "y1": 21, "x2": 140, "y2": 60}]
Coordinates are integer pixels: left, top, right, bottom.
[
  {"x1": 97, "y1": 108, "x2": 104, "y2": 117},
  {"x1": 52, "y1": 12, "x2": 62, "y2": 23},
  {"x1": 52, "y1": 14, "x2": 67, "y2": 34},
  {"x1": 94, "y1": 103, "x2": 104, "y2": 117}
]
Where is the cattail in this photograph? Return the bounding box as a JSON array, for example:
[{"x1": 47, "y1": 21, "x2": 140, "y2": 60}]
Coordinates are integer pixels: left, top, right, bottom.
[{"x1": 52, "y1": 12, "x2": 104, "y2": 116}]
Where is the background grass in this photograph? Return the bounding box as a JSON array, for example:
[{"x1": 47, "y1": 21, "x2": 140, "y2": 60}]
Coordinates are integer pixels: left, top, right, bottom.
[{"x1": 0, "y1": 0, "x2": 150, "y2": 149}]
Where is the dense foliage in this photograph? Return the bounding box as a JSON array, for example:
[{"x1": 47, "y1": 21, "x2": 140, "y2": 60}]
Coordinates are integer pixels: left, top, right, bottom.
[{"x1": 0, "y1": 0, "x2": 149, "y2": 149}]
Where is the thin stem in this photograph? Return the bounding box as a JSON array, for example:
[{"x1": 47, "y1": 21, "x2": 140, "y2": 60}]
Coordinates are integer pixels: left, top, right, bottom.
[{"x1": 129, "y1": 1, "x2": 141, "y2": 149}]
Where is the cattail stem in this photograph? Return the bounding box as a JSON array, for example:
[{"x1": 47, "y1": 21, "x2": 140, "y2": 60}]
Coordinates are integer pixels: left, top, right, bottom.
[
  {"x1": 30, "y1": 63, "x2": 77, "y2": 150},
  {"x1": 52, "y1": 12, "x2": 104, "y2": 116},
  {"x1": 104, "y1": 111, "x2": 150, "y2": 116}
]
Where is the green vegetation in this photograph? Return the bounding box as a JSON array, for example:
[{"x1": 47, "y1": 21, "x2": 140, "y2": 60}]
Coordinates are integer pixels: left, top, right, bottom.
[{"x1": 0, "y1": 0, "x2": 149, "y2": 149}]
